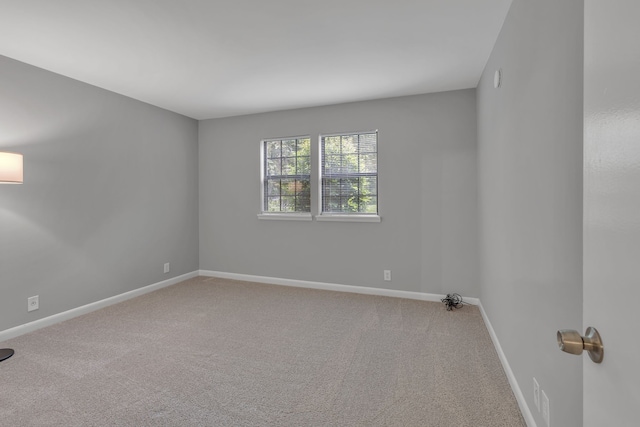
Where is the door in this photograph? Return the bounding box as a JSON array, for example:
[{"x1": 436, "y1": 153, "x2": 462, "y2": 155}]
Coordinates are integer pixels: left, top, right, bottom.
[{"x1": 584, "y1": 0, "x2": 640, "y2": 425}]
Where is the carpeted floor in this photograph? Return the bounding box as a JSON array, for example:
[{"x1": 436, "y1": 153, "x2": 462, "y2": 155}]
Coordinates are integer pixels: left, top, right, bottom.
[{"x1": 0, "y1": 276, "x2": 525, "y2": 426}]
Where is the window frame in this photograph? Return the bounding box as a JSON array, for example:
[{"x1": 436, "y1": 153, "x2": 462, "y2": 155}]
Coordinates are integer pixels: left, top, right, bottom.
[
  {"x1": 317, "y1": 130, "x2": 381, "y2": 222},
  {"x1": 259, "y1": 135, "x2": 313, "y2": 220}
]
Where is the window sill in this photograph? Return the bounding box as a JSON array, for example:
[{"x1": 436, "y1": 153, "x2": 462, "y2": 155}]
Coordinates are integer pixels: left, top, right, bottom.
[
  {"x1": 315, "y1": 214, "x2": 381, "y2": 223},
  {"x1": 258, "y1": 213, "x2": 313, "y2": 221}
]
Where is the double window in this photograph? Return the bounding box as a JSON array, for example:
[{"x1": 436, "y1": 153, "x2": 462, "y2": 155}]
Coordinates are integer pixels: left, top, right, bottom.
[{"x1": 261, "y1": 131, "x2": 378, "y2": 220}]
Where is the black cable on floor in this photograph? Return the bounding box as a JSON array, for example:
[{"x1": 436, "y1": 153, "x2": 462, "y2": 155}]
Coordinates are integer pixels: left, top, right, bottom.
[{"x1": 441, "y1": 293, "x2": 464, "y2": 311}]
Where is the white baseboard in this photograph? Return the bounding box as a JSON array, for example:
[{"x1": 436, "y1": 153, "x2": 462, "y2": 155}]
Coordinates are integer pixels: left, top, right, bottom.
[
  {"x1": 478, "y1": 302, "x2": 537, "y2": 427},
  {"x1": 199, "y1": 269, "x2": 480, "y2": 305},
  {"x1": 0, "y1": 271, "x2": 199, "y2": 343}
]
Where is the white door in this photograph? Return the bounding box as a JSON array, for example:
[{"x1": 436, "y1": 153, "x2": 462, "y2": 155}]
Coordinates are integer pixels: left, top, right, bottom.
[{"x1": 584, "y1": 0, "x2": 640, "y2": 425}]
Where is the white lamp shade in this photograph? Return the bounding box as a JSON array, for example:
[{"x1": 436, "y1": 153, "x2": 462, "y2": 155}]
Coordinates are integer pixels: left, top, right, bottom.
[{"x1": 0, "y1": 152, "x2": 23, "y2": 183}]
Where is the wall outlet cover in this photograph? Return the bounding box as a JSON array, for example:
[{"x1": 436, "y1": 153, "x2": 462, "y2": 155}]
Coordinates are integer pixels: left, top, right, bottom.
[
  {"x1": 541, "y1": 390, "x2": 550, "y2": 427},
  {"x1": 27, "y1": 295, "x2": 39, "y2": 312},
  {"x1": 533, "y1": 378, "x2": 540, "y2": 412}
]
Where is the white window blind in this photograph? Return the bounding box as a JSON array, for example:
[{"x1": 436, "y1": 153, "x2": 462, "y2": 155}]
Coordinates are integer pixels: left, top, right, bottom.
[
  {"x1": 321, "y1": 131, "x2": 378, "y2": 214},
  {"x1": 262, "y1": 137, "x2": 311, "y2": 213}
]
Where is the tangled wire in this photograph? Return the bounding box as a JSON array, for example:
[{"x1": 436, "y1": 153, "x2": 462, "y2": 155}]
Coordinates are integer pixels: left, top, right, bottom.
[{"x1": 441, "y1": 293, "x2": 464, "y2": 311}]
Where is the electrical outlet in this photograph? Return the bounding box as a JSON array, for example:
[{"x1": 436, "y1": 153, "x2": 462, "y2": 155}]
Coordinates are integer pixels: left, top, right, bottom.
[
  {"x1": 164, "y1": 263, "x2": 170, "y2": 274},
  {"x1": 541, "y1": 390, "x2": 550, "y2": 427},
  {"x1": 383, "y1": 270, "x2": 391, "y2": 281},
  {"x1": 533, "y1": 378, "x2": 540, "y2": 412},
  {"x1": 27, "y1": 295, "x2": 39, "y2": 312}
]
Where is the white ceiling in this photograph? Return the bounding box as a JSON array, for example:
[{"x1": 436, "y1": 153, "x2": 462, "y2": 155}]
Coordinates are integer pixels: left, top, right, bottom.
[{"x1": 0, "y1": 0, "x2": 512, "y2": 120}]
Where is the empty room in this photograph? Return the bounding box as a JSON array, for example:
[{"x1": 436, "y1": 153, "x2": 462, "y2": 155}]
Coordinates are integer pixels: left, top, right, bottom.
[{"x1": 1, "y1": 0, "x2": 637, "y2": 426}]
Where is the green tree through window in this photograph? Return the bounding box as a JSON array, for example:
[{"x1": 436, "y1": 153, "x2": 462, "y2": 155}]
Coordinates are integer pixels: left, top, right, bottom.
[
  {"x1": 263, "y1": 137, "x2": 311, "y2": 212},
  {"x1": 321, "y1": 132, "x2": 377, "y2": 214}
]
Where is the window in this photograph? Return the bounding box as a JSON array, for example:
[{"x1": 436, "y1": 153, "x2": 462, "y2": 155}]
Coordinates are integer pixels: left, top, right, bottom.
[
  {"x1": 320, "y1": 131, "x2": 378, "y2": 215},
  {"x1": 261, "y1": 137, "x2": 311, "y2": 213}
]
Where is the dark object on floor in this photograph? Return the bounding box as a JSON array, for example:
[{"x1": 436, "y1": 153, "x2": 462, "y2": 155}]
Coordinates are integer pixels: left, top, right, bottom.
[
  {"x1": 0, "y1": 348, "x2": 14, "y2": 362},
  {"x1": 441, "y1": 293, "x2": 464, "y2": 311}
]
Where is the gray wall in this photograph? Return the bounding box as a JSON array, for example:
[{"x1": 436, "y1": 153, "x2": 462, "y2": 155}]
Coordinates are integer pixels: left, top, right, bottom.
[
  {"x1": 0, "y1": 55, "x2": 199, "y2": 331},
  {"x1": 477, "y1": 0, "x2": 583, "y2": 426},
  {"x1": 199, "y1": 91, "x2": 479, "y2": 296}
]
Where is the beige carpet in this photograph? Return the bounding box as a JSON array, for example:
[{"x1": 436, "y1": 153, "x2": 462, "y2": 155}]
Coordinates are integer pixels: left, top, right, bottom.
[{"x1": 0, "y1": 276, "x2": 525, "y2": 426}]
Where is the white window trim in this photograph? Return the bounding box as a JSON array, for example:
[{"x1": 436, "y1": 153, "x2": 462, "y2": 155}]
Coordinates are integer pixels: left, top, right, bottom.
[
  {"x1": 315, "y1": 214, "x2": 381, "y2": 223},
  {"x1": 257, "y1": 213, "x2": 313, "y2": 221},
  {"x1": 260, "y1": 135, "x2": 311, "y2": 215},
  {"x1": 317, "y1": 130, "x2": 379, "y2": 218}
]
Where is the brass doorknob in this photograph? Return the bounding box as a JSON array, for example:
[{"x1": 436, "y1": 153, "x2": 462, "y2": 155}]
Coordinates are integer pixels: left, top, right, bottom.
[{"x1": 557, "y1": 327, "x2": 604, "y2": 363}]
